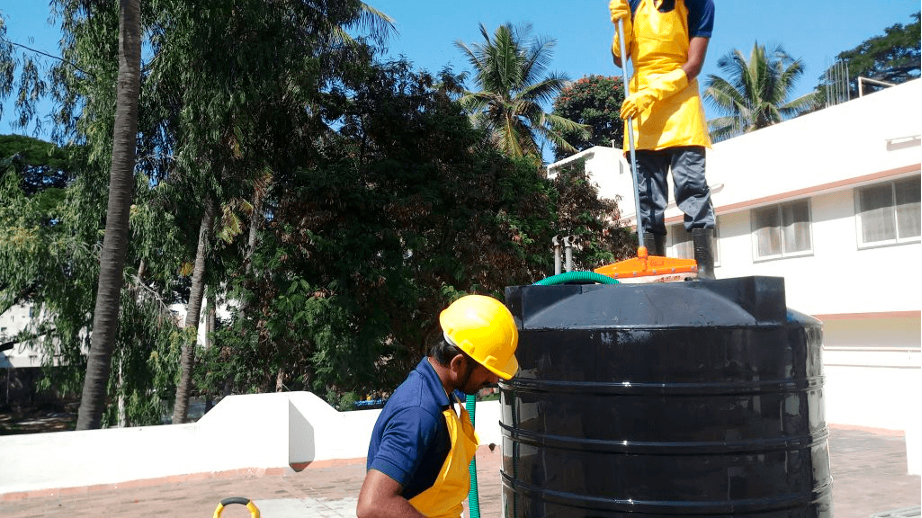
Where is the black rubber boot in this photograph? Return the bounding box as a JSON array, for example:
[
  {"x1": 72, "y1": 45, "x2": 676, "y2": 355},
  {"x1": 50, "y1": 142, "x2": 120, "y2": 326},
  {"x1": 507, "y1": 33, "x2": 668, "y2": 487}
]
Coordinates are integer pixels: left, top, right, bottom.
[
  {"x1": 692, "y1": 228, "x2": 715, "y2": 279},
  {"x1": 642, "y1": 233, "x2": 666, "y2": 256}
]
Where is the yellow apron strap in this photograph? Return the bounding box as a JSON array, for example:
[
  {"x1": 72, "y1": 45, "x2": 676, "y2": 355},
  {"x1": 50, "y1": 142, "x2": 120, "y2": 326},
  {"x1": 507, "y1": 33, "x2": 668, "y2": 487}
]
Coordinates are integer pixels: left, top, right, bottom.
[{"x1": 408, "y1": 398, "x2": 479, "y2": 518}]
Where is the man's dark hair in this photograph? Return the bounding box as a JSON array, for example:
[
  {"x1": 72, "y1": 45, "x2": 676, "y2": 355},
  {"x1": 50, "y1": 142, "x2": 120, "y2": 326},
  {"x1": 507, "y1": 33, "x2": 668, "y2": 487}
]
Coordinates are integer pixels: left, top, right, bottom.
[{"x1": 430, "y1": 338, "x2": 465, "y2": 367}]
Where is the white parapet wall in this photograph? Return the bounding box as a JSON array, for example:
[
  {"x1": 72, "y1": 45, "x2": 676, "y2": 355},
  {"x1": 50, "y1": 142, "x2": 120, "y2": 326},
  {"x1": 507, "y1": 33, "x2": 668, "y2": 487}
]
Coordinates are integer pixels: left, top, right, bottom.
[
  {"x1": 0, "y1": 392, "x2": 503, "y2": 495},
  {"x1": 2, "y1": 382, "x2": 916, "y2": 494}
]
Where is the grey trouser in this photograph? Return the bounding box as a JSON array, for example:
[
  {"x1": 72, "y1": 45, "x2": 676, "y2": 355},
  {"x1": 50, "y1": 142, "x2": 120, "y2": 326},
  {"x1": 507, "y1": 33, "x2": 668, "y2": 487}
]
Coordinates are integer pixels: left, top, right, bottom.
[{"x1": 632, "y1": 146, "x2": 715, "y2": 234}]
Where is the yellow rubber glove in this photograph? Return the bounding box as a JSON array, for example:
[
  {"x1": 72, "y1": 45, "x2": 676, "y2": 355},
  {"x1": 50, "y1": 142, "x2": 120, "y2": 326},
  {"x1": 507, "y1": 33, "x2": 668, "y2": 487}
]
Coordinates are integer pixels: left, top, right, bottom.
[
  {"x1": 620, "y1": 68, "x2": 689, "y2": 120},
  {"x1": 609, "y1": 0, "x2": 631, "y2": 22},
  {"x1": 609, "y1": 0, "x2": 632, "y2": 63}
]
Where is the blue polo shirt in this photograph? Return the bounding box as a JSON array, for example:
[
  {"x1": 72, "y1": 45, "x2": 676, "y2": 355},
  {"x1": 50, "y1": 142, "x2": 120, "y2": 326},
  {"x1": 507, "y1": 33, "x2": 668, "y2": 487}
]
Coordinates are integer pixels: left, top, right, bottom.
[
  {"x1": 627, "y1": 0, "x2": 715, "y2": 38},
  {"x1": 367, "y1": 357, "x2": 453, "y2": 499}
]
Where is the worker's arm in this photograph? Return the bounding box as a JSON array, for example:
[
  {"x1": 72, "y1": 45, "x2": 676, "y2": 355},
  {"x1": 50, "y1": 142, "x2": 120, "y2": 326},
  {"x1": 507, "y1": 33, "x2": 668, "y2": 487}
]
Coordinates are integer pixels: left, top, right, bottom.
[
  {"x1": 681, "y1": 36, "x2": 709, "y2": 82},
  {"x1": 356, "y1": 469, "x2": 426, "y2": 518},
  {"x1": 609, "y1": 0, "x2": 632, "y2": 68},
  {"x1": 611, "y1": 30, "x2": 630, "y2": 68},
  {"x1": 612, "y1": 41, "x2": 628, "y2": 68}
]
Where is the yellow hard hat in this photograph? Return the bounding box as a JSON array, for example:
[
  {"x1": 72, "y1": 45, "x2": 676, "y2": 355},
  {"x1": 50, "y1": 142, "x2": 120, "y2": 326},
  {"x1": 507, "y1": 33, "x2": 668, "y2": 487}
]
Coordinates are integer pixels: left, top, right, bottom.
[{"x1": 439, "y1": 295, "x2": 519, "y2": 380}]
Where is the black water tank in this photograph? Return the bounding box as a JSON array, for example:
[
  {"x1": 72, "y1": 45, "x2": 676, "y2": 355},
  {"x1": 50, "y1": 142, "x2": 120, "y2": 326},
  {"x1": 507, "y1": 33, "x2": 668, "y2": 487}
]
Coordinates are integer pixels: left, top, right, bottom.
[{"x1": 500, "y1": 276, "x2": 832, "y2": 517}]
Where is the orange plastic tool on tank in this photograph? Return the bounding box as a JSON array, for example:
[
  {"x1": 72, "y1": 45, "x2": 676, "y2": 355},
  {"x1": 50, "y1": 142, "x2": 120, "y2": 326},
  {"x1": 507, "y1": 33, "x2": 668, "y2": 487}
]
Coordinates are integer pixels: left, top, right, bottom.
[{"x1": 594, "y1": 246, "x2": 697, "y2": 282}]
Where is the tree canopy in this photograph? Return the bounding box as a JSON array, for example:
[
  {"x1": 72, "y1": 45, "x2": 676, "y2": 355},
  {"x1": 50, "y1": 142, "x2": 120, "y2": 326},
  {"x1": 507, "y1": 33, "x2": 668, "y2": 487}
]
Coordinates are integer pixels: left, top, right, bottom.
[
  {"x1": 0, "y1": 134, "x2": 72, "y2": 195},
  {"x1": 0, "y1": 4, "x2": 633, "y2": 424},
  {"x1": 200, "y1": 61, "x2": 633, "y2": 406},
  {"x1": 551, "y1": 75, "x2": 625, "y2": 160}
]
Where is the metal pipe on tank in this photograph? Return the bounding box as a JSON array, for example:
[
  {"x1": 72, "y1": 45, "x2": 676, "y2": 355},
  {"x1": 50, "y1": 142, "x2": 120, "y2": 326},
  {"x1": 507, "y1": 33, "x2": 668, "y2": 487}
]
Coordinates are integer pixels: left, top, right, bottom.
[
  {"x1": 552, "y1": 235, "x2": 562, "y2": 275},
  {"x1": 563, "y1": 235, "x2": 575, "y2": 272}
]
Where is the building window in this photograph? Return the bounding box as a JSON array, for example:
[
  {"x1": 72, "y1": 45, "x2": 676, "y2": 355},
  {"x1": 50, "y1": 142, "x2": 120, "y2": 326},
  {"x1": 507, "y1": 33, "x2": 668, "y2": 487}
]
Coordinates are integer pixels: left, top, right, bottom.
[
  {"x1": 855, "y1": 175, "x2": 921, "y2": 247},
  {"x1": 751, "y1": 199, "x2": 812, "y2": 260},
  {"x1": 669, "y1": 222, "x2": 719, "y2": 265}
]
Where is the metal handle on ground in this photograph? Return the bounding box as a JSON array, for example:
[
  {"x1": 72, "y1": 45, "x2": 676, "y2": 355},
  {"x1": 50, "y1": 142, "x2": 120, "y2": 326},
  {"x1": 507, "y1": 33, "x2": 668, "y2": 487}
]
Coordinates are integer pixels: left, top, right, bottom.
[{"x1": 213, "y1": 496, "x2": 260, "y2": 518}]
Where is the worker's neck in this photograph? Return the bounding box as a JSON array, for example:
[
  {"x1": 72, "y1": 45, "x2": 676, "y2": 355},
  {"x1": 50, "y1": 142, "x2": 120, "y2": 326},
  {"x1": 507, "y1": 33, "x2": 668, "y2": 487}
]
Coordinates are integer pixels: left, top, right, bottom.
[{"x1": 427, "y1": 356, "x2": 455, "y2": 400}]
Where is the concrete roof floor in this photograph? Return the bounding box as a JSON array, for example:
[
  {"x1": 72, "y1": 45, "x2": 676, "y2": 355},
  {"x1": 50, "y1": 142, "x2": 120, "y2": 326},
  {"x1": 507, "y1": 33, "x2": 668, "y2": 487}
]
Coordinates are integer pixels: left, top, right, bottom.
[{"x1": 1, "y1": 424, "x2": 919, "y2": 518}]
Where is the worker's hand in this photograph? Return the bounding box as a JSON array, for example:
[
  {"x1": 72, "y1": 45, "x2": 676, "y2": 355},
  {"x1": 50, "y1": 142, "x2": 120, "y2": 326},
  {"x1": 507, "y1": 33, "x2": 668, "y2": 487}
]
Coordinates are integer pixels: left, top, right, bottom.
[
  {"x1": 620, "y1": 89, "x2": 655, "y2": 120},
  {"x1": 609, "y1": 0, "x2": 631, "y2": 23},
  {"x1": 619, "y1": 68, "x2": 689, "y2": 120}
]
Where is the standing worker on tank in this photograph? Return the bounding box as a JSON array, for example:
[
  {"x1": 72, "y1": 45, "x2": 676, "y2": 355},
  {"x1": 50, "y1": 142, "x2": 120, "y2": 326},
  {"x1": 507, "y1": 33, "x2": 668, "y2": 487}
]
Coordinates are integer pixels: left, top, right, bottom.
[
  {"x1": 356, "y1": 295, "x2": 519, "y2": 518},
  {"x1": 610, "y1": 0, "x2": 717, "y2": 278}
]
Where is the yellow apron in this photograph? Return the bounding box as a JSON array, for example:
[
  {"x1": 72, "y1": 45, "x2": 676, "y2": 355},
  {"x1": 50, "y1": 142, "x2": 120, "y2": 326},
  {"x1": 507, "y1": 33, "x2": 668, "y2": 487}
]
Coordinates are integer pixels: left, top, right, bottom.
[
  {"x1": 625, "y1": 0, "x2": 711, "y2": 151},
  {"x1": 408, "y1": 397, "x2": 479, "y2": 518}
]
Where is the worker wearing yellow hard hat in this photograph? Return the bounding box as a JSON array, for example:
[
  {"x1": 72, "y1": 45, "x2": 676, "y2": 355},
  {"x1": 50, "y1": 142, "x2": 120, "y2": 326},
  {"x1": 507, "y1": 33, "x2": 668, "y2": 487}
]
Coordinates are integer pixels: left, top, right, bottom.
[
  {"x1": 357, "y1": 295, "x2": 518, "y2": 518},
  {"x1": 610, "y1": 0, "x2": 718, "y2": 278}
]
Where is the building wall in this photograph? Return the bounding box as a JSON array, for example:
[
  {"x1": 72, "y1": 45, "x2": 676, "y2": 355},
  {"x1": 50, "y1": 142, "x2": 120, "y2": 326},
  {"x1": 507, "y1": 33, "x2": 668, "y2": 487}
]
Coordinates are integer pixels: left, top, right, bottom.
[{"x1": 711, "y1": 187, "x2": 921, "y2": 316}]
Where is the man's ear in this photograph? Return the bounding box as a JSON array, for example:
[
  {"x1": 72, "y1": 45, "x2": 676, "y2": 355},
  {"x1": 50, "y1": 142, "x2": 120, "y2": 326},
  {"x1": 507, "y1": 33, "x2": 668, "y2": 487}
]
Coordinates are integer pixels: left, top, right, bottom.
[{"x1": 448, "y1": 353, "x2": 467, "y2": 378}]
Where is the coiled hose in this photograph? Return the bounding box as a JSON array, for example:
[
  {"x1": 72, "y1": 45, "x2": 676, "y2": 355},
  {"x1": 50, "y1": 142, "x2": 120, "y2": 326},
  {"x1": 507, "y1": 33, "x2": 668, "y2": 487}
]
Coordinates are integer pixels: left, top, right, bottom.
[{"x1": 466, "y1": 271, "x2": 617, "y2": 517}]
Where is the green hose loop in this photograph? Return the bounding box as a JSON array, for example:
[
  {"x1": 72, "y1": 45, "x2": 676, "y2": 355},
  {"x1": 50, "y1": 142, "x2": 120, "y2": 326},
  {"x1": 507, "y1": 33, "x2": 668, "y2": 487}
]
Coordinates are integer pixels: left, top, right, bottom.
[
  {"x1": 534, "y1": 271, "x2": 620, "y2": 285},
  {"x1": 466, "y1": 393, "x2": 480, "y2": 518}
]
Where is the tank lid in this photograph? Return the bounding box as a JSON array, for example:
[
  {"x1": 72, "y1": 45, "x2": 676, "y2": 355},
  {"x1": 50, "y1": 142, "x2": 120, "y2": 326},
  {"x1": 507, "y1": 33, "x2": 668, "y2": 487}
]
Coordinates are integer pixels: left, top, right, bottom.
[{"x1": 505, "y1": 276, "x2": 788, "y2": 329}]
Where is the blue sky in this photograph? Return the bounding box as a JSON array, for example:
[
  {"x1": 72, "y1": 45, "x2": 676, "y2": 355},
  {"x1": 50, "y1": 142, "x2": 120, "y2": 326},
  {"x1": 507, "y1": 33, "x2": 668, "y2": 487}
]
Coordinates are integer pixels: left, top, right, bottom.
[
  {"x1": 2, "y1": 1, "x2": 919, "y2": 145},
  {"x1": 372, "y1": 0, "x2": 919, "y2": 101}
]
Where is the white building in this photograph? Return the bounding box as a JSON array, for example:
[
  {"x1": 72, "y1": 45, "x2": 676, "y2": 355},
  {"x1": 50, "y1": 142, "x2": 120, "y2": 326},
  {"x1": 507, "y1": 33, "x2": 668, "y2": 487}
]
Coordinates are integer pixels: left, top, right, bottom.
[
  {"x1": 549, "y1": 79, "x2": 921, "y2": 434},
  {"x1": 1, "y1": 304, "x2": 48, "y2": 369}
]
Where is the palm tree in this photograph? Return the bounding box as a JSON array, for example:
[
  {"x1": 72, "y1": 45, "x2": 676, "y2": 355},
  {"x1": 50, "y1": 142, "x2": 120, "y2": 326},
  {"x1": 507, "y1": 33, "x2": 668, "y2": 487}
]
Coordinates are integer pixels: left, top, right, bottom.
[
  {"x1": 455, "y1": 23, "x2": 587, "y2": 159},
  {"x1": 76, "y1": 0, "x2": 141, "y2": 430},
  {"x1": 703, "y1": 42, "x2": 817, "y2": 142}
]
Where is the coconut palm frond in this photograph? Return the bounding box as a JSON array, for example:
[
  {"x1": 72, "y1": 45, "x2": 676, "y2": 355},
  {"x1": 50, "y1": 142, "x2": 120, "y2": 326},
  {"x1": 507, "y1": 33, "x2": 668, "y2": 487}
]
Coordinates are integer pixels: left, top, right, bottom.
[
  {"x1": 704, "y1": 42, "x2": 815, "y2": 141},
  {"x1": 454, "y1": 23, "x2": 582, "y2": 160}
]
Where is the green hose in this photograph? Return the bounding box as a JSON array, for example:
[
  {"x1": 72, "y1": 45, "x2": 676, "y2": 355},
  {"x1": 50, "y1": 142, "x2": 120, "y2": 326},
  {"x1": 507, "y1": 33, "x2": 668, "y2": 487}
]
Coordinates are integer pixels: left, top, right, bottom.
[
  {"x1": 466, "y1": 393, "x2": 480, "y2": 518},
  {"x1": 534, "y1": 271, "x2": 620, "y2": 285}
]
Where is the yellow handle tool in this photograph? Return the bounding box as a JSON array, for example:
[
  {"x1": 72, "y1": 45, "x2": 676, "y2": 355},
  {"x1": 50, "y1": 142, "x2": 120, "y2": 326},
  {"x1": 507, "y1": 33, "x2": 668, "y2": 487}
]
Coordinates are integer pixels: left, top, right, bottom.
[{"x1": 213, "y1": 496, "x2": 260, "y2": 518}]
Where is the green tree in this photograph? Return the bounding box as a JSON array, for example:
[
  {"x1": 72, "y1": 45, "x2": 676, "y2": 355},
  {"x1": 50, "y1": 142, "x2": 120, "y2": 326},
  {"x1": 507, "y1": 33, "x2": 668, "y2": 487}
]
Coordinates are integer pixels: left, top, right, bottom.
[
  {"x1": 0, "y1": 17, "x2": 12, "y2": 118},
  {"x1": 551, "y1": 75, "x2": 625, "y2": 160},
  {"x1": 703, "y1": 43, "x2": 816, "y2": 142},
  {"x1": 3, "y1": 0, "x2": 395, "y2": 426},
  {"x1": 0, "y1": 134, "x2": 72, "y2": 195},
  {"x1": 1, "y1": 132, "x2": 182, "y2": 429},
  {"x1": 143, "y1": 0, "x2": 394, "y2": 422},
  {"x1": 200, "y1": 60, "x2": 633, "y2": 402},
  {"x1": 816, "y1": 11, "x2": 920, "y2": 102},
  {"x1": 455, "y1": 23, "x2": 587, "y2": 160}
]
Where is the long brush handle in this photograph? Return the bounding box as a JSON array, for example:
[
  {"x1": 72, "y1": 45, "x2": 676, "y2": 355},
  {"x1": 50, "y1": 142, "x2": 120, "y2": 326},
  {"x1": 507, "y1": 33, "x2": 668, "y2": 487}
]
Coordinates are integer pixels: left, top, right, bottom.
[{"x1": 617, "y1": 19, "x2": 644, "y2": 247}]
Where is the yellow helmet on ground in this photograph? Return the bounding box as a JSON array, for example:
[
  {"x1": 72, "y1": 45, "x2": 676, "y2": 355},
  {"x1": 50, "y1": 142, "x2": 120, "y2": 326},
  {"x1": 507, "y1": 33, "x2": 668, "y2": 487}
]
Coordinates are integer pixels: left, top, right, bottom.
[{"x1": 439, "y1": 295, "x2": 519, "y2": 380}]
